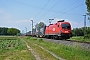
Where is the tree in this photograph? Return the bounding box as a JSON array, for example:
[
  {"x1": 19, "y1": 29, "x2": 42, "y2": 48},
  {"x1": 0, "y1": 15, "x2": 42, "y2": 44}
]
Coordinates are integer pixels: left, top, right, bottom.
[
  {"x1": 35, "y1": 22, "x2": 46, "y2": 29},
  {"x1": 7, "y1": 28, "x2": 20, "y2": 35},
  {"x1": 86, "y1": 0, "x2": 90, "y2": 20},
  {"x1": 0, "y1": 27, "x2": 8, "y2": 35},
  {"x1": 86, "y1": 27, "x2": 90, "y2": 34},
  {"x1": 72, "y1": 27, "x2": 90, "y2": 36},
  {"x1": 72, "y1": 27, "x2": 84, "y2": 36}
]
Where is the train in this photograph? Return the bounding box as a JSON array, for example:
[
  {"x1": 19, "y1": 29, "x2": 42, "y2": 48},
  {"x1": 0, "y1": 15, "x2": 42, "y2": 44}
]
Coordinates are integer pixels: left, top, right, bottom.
[{"x1": 26, "y1": 20, "x2": 72, "y2": 40}]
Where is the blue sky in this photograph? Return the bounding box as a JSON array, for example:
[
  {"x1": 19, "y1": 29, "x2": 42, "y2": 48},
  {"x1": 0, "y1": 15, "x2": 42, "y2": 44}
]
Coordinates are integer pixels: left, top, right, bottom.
[{"x1": 0, "y1": 0, "x2": 90, "y2": 33}]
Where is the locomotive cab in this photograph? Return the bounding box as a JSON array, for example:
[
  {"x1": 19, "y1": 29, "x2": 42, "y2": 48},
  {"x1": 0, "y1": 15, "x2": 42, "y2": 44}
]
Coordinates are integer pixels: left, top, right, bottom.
[
  {"x1": 60, "y1": 22, "x2": 71, "y2": 33},
  {"x1": 45, "y1": 20, "x2": 72, "y2": 39},
  {"x1": 59, "y1": 22, "x2": 72, "y2": 39}
]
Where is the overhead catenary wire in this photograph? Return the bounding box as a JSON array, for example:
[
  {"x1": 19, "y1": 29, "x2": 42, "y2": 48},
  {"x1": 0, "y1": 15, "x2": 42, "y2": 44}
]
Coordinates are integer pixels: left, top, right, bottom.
[
  {"x1": 9, "y1": 0, "x2": 83, "y2": 18},
  {"x1": 9, "y1": 0, "x2": 58, "y2": 14},
  {"x1": 9, "y1": 0, "x2": 86, "y2": 20},
  {"x1": 60, "y1": 0, "x2": 80, "y2": 11},
  {"x1": 38, "y1": 0, "x2": 61, "y2": 20},
  {"x1": 34, "y1": 0, "x2": 50, "y2": 18},
  {"x1": 52, "y1": 0, "x2": 80, "y2": 17},
  {"x1": 57, "y1": 13, "x2": 84, "y2": 16},
  {"x1": 8, "y1": 0, "x2": 42, "y2": 9},
  {"x1": 12, "y1": 0, "x2": 60, "y2": 14},
  {"x1": 55, "y1": 3, "x2": 84, "y2": 18}
]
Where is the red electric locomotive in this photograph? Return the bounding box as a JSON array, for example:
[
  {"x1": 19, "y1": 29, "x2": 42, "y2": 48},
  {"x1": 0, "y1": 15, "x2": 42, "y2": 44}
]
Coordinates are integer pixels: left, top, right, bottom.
[{"x1": 45, "y1": 20, "x2": 72, "y2": 39}]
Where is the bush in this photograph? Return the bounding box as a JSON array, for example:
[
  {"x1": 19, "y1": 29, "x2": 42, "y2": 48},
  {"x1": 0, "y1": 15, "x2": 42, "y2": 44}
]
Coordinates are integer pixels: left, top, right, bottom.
[{"x1": 84, "y1": 34, "x2": 90, "y2": 39}]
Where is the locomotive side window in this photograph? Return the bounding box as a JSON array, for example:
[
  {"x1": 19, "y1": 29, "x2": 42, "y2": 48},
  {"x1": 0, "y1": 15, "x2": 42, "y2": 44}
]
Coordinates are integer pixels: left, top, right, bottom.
[
  {"x1": 62, "y1": 24, "x2": 70, "y2": 29},
  {"x1": 58, "y1": 25, "x2": 60, "y2": 28}
]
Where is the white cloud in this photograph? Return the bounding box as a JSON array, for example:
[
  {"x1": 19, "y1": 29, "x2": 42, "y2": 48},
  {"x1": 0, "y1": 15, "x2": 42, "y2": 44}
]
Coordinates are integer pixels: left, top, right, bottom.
[
  {"x1": 7, "y1": 19, "x2": 32, "y2": 24},
  {"x1": 6, "y1": 19, "x2": 32, "y2": 32},
  {"x1": 65, "y1": 19, "x2": 83, "y2": 28},
  {"x1": 15, "y1": 20, "x2": 31, "y2": 23}
]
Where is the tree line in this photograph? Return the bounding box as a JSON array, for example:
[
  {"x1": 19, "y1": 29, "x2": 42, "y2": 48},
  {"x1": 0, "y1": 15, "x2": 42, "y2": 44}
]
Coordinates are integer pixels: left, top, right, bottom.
[
  {"x1": 72, "y1": 27, "x2": 90, "y2": 36},
  {"x1": 0, "y1": 27, "x2": 20, "y2": 36}
]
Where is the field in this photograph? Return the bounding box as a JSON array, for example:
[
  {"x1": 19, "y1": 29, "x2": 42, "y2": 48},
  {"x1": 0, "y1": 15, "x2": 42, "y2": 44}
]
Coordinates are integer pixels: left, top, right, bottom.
[
  {"x1": 0, "y1": 36, "x2": 35, "y2": 60},
  {"x1": 0, "y1": 36, "x2": 90, "y2": 60},
  {"x1": 24, "y1": 36, "x2": 90, "y2": 60}
]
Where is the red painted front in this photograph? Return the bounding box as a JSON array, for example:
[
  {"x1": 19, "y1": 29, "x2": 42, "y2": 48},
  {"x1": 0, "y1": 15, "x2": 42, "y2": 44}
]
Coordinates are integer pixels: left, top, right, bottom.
[{"x1": 45, "y1": 21, "x2": 71, "y2": 35}]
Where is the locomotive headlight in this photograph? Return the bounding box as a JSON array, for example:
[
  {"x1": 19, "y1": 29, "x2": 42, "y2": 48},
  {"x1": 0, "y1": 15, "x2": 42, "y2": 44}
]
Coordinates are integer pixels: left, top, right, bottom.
[{"x1": 65, "y1": 31, "x2": 68, "y2": 33}]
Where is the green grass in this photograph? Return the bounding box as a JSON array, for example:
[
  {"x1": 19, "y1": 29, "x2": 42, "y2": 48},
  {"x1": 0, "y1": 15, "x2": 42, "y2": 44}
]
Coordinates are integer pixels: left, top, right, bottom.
[
  {"x1": 25, "y1": 37, "x2": 58, "y2": 60},
  {"x1": 0, "y1": 36, "x2": 17, "y2": 40},
  {"x1": 0, "y1": 36, "x2": 35, "y2": 60},
  {"x1": 25, "y1": 36, "x2": 90, "y2": 60},
  {"x1": 1, "y1": 36, "x2": 89, "y2": 60},
  {"x1": 69, "y1": 36, "x2": 90, "y2": 42}
]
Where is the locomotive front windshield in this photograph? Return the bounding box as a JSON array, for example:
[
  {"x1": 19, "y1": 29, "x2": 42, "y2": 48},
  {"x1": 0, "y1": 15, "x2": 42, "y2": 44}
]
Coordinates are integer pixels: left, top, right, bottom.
[{"x1": 62, "y1": 24, "x2": 70, "y2": 29}]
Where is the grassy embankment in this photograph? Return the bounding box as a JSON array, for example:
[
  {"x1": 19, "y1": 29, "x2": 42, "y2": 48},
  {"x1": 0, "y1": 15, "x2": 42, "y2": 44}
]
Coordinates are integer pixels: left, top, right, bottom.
[
  {"x1": 24, "y1": 36, "x2": 90, "y2": 60},
  {"x1": 0, "y1": 36, "x2": 90, "y2": 60},
  {"x1": 69, "y1": 36, "x2": 90, "y2": 42},
  {"x1": 24, "y1": 36, "x2": 58, "y2": 60},
  {"x1": 0, "y1": 36, "x2": 35, "y2": 60}
]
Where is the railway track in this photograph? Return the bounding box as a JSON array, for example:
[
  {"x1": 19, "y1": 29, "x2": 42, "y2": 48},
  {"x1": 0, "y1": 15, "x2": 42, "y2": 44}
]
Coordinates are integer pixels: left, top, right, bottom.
[
  {"x1": 36, "y1": 38, "x2": 90, "y2": 50},
  {"x1": 63, "y1": 39, "x2": 90, "y2": 44},
  {"x1": 42, "y1": 38, "x2": 90, "y2": 44}
]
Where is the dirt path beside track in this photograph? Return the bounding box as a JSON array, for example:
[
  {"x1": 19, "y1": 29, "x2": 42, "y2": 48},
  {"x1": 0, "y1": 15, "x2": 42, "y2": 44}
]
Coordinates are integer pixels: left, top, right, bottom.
[
  {"x1": 34, "y1": 44, "x2": 65, "y2": 60},
  {"x1": 23, "y1": 40, "x2": 41, "y2": 60}
]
